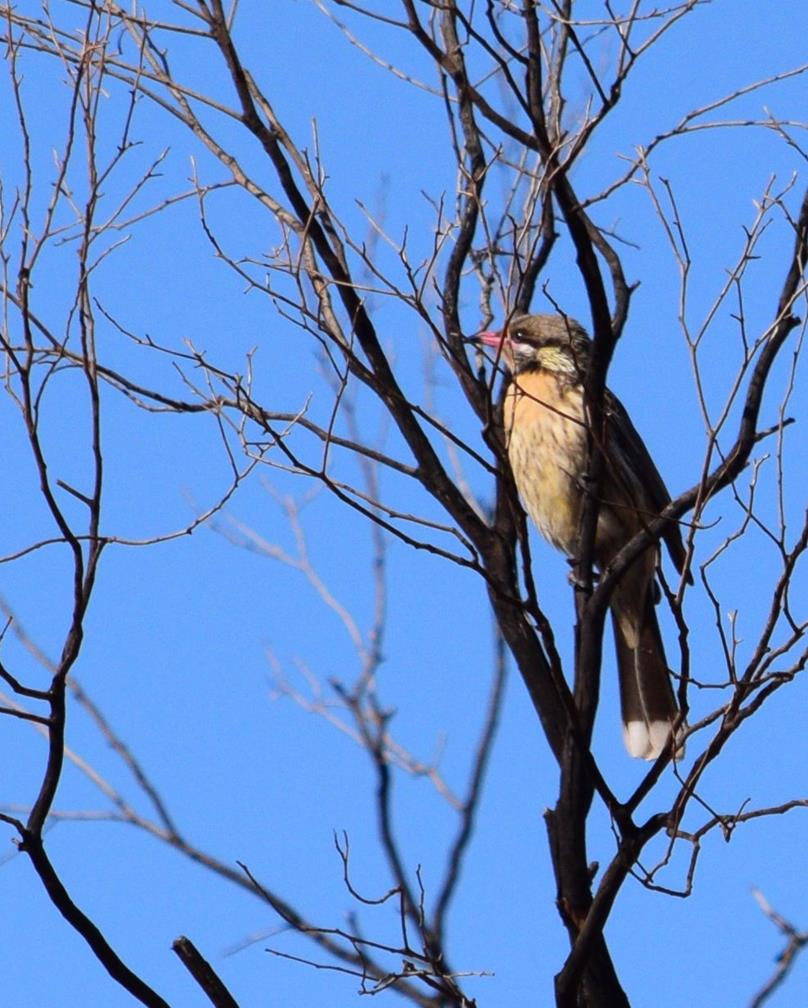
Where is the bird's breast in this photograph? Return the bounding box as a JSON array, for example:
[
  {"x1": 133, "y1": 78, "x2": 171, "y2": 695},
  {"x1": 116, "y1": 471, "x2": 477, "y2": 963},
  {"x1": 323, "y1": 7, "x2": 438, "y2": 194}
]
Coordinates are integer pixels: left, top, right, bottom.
[{"x1": 504, "y1": 370, "x2": 587, "y2": 556}]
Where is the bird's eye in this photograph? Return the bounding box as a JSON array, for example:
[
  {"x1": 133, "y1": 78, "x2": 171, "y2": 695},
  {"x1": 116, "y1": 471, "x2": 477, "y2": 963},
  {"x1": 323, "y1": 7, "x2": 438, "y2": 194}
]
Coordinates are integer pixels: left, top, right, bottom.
[{"x1": 513, "y1": 329, "x2": 525, "y2": 341}]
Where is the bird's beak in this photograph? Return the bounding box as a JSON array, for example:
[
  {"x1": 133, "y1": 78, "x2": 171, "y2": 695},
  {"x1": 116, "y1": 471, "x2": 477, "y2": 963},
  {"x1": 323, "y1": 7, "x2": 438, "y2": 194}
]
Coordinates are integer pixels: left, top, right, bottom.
[
  {"x1": 470, "y1": 328, "x2": 511, "y2": 369},
  {"x1": 473, "y1": 329, "x2": 505, "y2": 349}
]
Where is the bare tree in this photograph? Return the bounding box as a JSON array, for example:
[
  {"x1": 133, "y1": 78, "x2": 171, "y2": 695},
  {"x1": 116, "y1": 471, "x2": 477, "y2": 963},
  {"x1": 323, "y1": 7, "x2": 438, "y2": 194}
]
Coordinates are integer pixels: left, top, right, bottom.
[{"x1": 0, "y1": 3, "x2": 806, "y2": 1007}]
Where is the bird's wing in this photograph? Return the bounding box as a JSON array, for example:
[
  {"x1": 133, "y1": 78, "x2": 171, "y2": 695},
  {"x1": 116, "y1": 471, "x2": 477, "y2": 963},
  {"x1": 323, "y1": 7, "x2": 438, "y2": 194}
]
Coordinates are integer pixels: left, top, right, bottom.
[{"x1": 605, "y1": 390, "x2": 689, "y2": 576}]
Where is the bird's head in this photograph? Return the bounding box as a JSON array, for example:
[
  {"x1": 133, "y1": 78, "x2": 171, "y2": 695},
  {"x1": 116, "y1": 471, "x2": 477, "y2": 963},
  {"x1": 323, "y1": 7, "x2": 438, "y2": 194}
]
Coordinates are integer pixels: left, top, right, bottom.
[{"x1": 475, "y1": 313, "x2": 591, "y2": 378}]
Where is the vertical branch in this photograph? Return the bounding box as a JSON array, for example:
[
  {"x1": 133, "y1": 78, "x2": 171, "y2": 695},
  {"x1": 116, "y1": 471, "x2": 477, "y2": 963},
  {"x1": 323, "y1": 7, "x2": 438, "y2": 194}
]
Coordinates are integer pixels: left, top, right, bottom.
[{"x1": 15, "y1": 10, "x2": 104, "y2": 840}]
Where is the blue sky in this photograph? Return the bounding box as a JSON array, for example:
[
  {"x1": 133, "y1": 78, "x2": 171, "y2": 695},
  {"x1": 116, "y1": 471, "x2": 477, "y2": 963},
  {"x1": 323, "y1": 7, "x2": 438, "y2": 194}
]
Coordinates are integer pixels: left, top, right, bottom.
[{"x1": 1, "y1": 2, "x2": 807, "y2": 1006}]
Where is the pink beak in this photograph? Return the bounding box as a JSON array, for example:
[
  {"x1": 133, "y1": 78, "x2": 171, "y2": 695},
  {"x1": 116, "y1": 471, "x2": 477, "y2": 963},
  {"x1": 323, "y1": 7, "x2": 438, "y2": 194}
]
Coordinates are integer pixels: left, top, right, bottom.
[{"x1": 474, "y1": 329, "x2": 505, "y2": 349}]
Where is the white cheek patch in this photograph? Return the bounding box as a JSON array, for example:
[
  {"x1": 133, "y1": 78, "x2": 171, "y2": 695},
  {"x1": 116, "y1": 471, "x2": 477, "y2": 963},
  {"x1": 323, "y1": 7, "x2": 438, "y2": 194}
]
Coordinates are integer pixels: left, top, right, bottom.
[{"x1": 512, "y1": 342, "x2": 535, "y2": 367}]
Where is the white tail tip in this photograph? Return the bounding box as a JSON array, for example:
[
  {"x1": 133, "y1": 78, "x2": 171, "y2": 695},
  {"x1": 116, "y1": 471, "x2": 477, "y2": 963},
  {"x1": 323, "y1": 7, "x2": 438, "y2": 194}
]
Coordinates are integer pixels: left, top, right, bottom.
[{"x1": 622, "y1": 719, "x2": 676, "y2": 760}]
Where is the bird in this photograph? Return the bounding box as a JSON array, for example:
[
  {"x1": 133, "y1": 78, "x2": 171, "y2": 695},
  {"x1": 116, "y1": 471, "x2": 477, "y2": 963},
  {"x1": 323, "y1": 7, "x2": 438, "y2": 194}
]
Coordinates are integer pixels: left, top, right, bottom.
[{"x1": 476, "y1": 313, "x2": 687, "y2": 759}]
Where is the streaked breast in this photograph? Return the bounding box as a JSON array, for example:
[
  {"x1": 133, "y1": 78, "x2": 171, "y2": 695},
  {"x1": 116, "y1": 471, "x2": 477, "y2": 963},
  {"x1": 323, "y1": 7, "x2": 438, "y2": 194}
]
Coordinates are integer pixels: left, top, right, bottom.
[{"x1": 503, "y1": 369, "x2": 586, "y2": 556}]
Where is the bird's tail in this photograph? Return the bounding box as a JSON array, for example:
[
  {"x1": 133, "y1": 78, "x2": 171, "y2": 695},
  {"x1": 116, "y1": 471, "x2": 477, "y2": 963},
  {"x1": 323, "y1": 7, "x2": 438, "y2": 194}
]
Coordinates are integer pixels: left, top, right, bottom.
[{"x1": 611, "y1": 587, "x2": 679, "y2": 760}]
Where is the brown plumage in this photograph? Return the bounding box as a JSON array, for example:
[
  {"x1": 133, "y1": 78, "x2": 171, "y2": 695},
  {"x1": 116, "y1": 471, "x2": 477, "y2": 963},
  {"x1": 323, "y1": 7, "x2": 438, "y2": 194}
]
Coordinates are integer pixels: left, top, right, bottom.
[{"x1": 478, "y1": 313, "x2": 686, "y2": 759}]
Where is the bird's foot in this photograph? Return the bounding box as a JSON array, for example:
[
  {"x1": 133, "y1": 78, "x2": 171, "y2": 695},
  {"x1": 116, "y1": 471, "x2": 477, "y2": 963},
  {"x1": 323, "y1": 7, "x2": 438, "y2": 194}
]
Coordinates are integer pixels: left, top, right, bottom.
[{"x1": 565, "y1": 557, "x2": 600, "y2": 590}]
